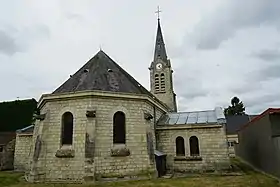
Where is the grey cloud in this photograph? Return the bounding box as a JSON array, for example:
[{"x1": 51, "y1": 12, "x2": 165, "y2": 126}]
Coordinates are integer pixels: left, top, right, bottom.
[
  {"x1": 189, "y1": 0, "x2": 280, "y2": 50},
  {"x1": 0, "y1": 30, "x2": 19, "y2": 55},
  {"x1": 65, "y1": 13, "x2": 85, "y2": 22},
  {"x1": 230, "y1": 81, "x2": 260, "y2": 95},
  {"x1": 230, "y1": 47, "x2": 280, "y2": 95},
  {"x1": 19, "y1": 24, "x2": 50, "y2": 44},
  {"x1": 258, "y1": 64, "x2": 280, "y2": 81},
  {"x1": 0, "y1": 24, "x2": 50, "y2": 56},
  {"x1": 252, "y1": 49, "x2": 280, "y2": 61},
  {"x1": 246, "y1": 64, "x2": 280, "y2": 84},
  {"x1": 244, "y1": 93, "x2": 280, "y2": 111},
  {"x1": 174, "y1": 73, "x2": 208, "y2": 99},
  {"x1": 0, "y1": 24, "x2": 50, "y2": 55},
  {"x1": 230, "y1": 65, "x2": 280, "y2": 95},
  {"x1": 179, "y1": 88, "x2": 208, "y2": 99},
  {"x1": 34, "y1": 24, "x2": 50, "y2": 39}
]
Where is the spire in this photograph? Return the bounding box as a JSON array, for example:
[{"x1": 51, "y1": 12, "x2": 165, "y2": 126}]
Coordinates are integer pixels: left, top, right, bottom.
[{"x1": 154, "y1": 7, "x2": 168, "y2": 62}]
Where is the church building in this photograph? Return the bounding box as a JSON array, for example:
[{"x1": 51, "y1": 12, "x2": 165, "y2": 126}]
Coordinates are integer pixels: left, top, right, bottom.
[{"x1": 14, "y1": 16, "x2": 230, "y2": 183}]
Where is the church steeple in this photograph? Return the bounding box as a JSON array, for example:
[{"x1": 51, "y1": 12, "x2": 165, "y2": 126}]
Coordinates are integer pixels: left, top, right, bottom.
[
  {"x1": 149, "y1": 7, "x2": 177, "y2": 112},
  {"x1": 154, "y1": 19, "x2": 168, "y2": 62}
]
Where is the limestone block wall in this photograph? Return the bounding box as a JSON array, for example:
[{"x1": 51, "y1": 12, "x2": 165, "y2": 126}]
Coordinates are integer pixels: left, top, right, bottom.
[
  {"x1": 27, "y1": 94, "x2": 167, "y2": 182},
  {"x1": 157, "y1": 125, "x2": 230, "y2": 172},
  {"x1": 0, "y1": 139, "x2": 15, "y2": 170},
  {"x1": 142, "y1": 101, "x2": 165, "y2": 165},
  {"x1": 14, "y1": 134, "x2": 33, "y2": 171},
  {"x1": 28, "y1": 98, "x2": 90, "y2": 182},
  {"x1": 227, "y1": 134, "x2": 238, "y2": 157},
  {"x1": 93, "y1": 98, "x2": 163, "y2": 178}
]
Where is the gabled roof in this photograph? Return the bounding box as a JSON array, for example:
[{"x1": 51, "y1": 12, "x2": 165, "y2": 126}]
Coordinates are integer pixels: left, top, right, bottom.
[
  {"x1": 157, "y1": 107, "x2": 226, "y2": 126},
  {"x1": 153, "y1": 19, "x2": 168, "y2": 62},
  {"x1": 238, "y1": 108, "x2": 280, "y2": 132},
  {"x1": 54, "y1": 50, "x2": 154, "y2": 96}
]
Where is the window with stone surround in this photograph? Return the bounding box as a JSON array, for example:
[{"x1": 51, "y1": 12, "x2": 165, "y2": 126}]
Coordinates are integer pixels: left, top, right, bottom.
[
  {"x1": 190, "y1": 136, "x2": 200, "y2": 156},
  {"x1": 61, "y1": 112, "x2": 74, "y2": 145},
  {"x1": 0, "y1": 145, "x2": 3, "y2": 152},
  {"x1": 176, "y1": 136, "x2": 185, "y2": 156},
  {"x1": 113, "y1": 111, "x2": 126, "y2": 144}
]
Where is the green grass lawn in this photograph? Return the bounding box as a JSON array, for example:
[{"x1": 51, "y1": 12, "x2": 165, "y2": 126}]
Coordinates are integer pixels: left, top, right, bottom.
[
  {"x1": 0, "y1": 172, "x2": 279, "y2": 187},
  {"x1": 1, "y1": 159, "x2": 279, "y2": 187}
]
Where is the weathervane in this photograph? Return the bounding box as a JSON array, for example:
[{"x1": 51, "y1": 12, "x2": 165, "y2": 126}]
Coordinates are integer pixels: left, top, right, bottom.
[{"x1": 155, "y1": 6, "x2": 162, "y2": 20}]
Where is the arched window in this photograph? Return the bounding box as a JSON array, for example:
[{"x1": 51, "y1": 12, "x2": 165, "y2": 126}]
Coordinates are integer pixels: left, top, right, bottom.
[
  {"x1": 160, "y1": 73, "x2": 165, "y2": 91},
  {"x1": 61, "y1": 112, "x2": 74, "y2": 145},
  {"x1": 113, "y1": 111, "x2": 126, "y2": 144},
  {"x1": 155, "y1": 74, "x2": 160, "y2": 92},
  {"x1": 176, "y1": 136, "x2": 185, "y2": 156},
  {"x1": 189, "y1": 136, "x2": 200, "y2": 156}
]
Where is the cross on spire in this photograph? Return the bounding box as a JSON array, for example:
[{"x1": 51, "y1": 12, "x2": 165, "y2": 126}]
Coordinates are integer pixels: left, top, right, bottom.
[
  {"x1": 155, "y1": 6, "x2": 162, "y2": 20},
  {"x1": 153, "y1": 6, "x2": 167, "y2": 62}
]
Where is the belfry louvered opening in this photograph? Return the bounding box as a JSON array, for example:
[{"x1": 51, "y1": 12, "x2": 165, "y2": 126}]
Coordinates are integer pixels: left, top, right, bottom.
[
  {"x1": 160, "y1": 73, "x2": 165, "y2": 92},
  {"x1": 155, "y1": 74, "x2": 160, "y2": 92}
]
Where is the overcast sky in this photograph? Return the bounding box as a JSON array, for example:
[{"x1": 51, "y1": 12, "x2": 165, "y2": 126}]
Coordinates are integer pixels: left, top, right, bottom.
[{"x1": 1, "y1": 0, "x2": 280, "y2": 114}]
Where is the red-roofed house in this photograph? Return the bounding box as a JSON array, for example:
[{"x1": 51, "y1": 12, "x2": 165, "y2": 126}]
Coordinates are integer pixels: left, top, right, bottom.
[{"x1": 235, "y1": 108, "x2": 280, "y2": 179}]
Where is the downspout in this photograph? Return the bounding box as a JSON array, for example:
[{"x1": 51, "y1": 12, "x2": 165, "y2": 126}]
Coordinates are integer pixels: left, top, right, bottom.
[{"x1": 153, "y1": 104, "x2": 157, "y2": 150}]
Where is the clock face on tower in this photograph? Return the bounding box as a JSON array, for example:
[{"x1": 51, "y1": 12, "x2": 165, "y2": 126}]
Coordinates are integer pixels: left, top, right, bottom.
[{"x1": 156, "y1": 63, "x2": 163, "y2": 70}]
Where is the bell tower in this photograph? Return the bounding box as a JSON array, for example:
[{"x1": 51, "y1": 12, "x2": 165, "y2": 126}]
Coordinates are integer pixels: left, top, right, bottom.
[{"x1": 149, "y1": 7, "x2": 177, "y2": 112}]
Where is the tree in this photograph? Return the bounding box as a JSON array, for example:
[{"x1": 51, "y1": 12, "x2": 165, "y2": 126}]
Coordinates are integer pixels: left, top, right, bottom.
[
  {"x1": 0, "y1": 98, "x2": 37, "y2": 132},
  {"x1": 224, "y1": 96, "x2": 246, "y2": 116}
]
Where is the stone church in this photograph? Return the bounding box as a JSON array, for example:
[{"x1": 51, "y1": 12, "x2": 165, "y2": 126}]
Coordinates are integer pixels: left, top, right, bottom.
[{"x1": 14, "y1": 18, "x2": 230, "y2": 183}]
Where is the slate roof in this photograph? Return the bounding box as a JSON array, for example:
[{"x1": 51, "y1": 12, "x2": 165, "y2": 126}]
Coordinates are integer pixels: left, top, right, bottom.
[
  {"x1": 53, "y1": 50, "x2": 157, "y2": 98},
  {"x1": 157, "y1": 107, "x2": 226, "y2": 126},
  {"x1": 154, "y1": 19, "x2": 168, "y2": 62},
  {"x1": 225, "y1": 115, "x2": 250, "y2": 134}
]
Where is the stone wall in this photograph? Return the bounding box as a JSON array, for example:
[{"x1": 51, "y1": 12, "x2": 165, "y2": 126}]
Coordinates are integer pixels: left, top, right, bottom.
[
  {"x1": 0, "y1": 139, "x2": 15, "y2": 170},
  {"x1": 227, "y1": 134, "x2": 238, "y2": 157},
  {"x1": 157, "y1": 125, "x2": 230, "y2": 172},
  {"x1": 27, "y1": 94, "x2": 166, "y2": 182},
  {"x1": 14, "y1": 134, "x2": 33, "y2": 171}
]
